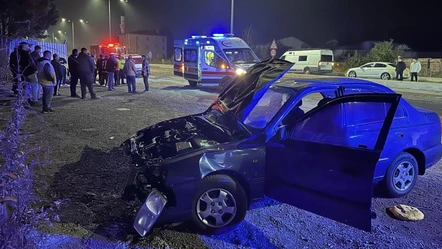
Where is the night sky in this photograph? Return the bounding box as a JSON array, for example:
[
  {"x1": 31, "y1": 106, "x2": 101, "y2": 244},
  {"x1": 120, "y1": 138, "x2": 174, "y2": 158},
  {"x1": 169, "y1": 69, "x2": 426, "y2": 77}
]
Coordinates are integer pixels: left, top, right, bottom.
[{"x1": 52, "y1": 0, "x2": 442, "y2": 51}]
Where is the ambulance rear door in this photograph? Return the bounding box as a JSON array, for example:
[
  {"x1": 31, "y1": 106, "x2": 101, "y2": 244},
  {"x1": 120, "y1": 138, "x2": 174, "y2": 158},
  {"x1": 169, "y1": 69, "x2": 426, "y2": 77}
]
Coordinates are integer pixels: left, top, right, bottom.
[
  {"x1": 183, "y1": 45, "x2": 201, "y2": 86},
  {"x1": 173, "y1": 40, "x2": 184, "y2": 77}
]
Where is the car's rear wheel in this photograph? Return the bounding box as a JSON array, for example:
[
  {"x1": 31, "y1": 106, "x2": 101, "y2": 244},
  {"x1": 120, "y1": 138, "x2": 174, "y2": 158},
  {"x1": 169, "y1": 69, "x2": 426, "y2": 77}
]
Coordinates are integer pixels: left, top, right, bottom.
[
  {"x1": 303, "y1": 67, "x2": 311, "y2": 74},
  {"x1": 384, "y1": 152, "x2": 418, "y2": 197},
  {"x1": 192, "y1": 174, "x2": 247, "y2": 234},
  {"x1": 188, "y1": 80, "x2": 198, "y2": 87},
  {"x1": 381, "y1": 72, "x2": 391, "y2": 80},
  {"x1": 348, "y1": 71, "x2": 357, "y2": 77}
]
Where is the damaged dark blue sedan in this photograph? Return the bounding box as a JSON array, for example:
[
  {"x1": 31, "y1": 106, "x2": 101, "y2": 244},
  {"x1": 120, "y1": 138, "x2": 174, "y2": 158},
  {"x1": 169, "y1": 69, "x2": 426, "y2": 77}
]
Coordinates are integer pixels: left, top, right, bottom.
[{"x1": 122, "y1": 59, "x2": 442, "y2": 237}]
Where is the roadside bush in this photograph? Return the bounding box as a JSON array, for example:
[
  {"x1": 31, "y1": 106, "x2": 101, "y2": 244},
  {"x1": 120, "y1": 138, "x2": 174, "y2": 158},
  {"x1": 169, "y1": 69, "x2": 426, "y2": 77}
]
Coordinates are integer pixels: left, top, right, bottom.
[
  {"x1": 343, "y1": 39, "x2": 408, "y2": 70},
  {"x1": 0, "y1": 45, "x2": 57, "y2": 249}
]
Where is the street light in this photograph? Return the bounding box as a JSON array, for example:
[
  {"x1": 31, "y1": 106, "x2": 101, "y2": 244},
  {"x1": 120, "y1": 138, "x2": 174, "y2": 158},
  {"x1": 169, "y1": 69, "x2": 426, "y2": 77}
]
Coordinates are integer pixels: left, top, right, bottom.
[
  {"x1": 62, "y1": 18, "x2": 88, "y2": 49},
  {"x1": 230, "y1": 0, "x2": 234, "y2": 34}
]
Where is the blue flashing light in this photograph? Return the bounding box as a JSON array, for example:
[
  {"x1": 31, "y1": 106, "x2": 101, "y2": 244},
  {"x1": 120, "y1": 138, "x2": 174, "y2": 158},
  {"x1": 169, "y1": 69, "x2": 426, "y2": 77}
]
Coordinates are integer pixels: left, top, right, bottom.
[
  {"x1": 191, "y1": 35, "x2": 207, "y2": 39},
  {"x1": 206, "y1": 41, "x2": 210, "y2": 44},
  {"x1": 213, "y1": 33, "x2": 234, "y2": 37}
]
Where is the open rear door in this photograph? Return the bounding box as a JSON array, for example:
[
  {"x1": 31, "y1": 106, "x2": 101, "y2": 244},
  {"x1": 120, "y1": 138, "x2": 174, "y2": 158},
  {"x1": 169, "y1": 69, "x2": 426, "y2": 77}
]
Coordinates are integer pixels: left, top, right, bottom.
[
  {"x1": 265, "y1": 93, "x2": 401, "y2": 231},
  {"x1": 173, "y1": 40, "x2": 183, "y2": 77}
]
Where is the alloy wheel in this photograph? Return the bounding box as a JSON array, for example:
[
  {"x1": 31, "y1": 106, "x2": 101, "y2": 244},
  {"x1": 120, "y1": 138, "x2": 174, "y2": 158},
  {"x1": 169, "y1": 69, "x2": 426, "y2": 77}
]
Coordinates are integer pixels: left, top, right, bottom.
[
  {"x1": 196, "y1": 188, "x2": 237, "y2": 228},
  {"x1": 392, "y1": 160, "x2": 415, "y2": 191}
]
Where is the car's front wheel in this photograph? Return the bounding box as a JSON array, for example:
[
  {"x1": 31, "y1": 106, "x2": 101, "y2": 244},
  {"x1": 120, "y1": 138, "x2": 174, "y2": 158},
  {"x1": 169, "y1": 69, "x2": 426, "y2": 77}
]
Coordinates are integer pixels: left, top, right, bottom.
[
  {"x1": 381, "y1": 72, "x2": 391, "y2": 80},
  {"x1": 384, "y1": 152, "x2": 419, "y2": 197},
  {"x1": 348, "y1": 70, "x2": 357, "y2": 77},
  {"x1": 192, "y1": 174, "x2": 247, "y2": 234}
]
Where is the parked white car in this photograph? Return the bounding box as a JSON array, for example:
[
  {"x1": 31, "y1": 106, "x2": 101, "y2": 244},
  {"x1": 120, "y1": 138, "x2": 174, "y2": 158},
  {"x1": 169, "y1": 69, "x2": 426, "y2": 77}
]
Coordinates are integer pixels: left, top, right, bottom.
[{"x1": 346, "y1": 62, "x2": 409, "y2": 80}]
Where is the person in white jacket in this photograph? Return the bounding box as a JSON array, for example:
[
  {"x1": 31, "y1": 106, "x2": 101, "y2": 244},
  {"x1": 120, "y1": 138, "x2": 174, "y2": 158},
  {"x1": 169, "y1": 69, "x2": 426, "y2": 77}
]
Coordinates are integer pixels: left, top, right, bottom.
[{"x1": 410, "y1": 58, "x2": 422, "y2": 82}]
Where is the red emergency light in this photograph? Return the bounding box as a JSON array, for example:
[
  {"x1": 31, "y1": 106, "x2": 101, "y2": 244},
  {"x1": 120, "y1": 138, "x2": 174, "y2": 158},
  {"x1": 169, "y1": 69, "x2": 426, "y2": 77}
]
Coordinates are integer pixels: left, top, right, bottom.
[{"x1": 108, "y1": 43, "x2": 115, "y2": 47}]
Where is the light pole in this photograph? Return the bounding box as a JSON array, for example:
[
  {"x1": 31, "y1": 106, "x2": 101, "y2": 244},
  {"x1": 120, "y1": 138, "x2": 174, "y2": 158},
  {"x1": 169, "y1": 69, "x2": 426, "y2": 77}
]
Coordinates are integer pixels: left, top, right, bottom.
[
  {"x1": 108, "y1": 0, "x2": 111, "y2": 40},
  {"x1": 230, "y1": 0, "x2": 234, "y2": 34},
  {"x1": 62, "y1": 18, "x2": 88, "y2": 50},
  {"x1": 109, "y1": 0, "x2": 128, "y2": 40}
]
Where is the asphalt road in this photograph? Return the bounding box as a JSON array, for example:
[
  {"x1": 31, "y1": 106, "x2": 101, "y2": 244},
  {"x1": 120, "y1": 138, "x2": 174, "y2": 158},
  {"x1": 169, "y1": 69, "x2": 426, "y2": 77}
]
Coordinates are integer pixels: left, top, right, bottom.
[{"x1": 20, "y1": 69, "x2": 442, "y2": 249}]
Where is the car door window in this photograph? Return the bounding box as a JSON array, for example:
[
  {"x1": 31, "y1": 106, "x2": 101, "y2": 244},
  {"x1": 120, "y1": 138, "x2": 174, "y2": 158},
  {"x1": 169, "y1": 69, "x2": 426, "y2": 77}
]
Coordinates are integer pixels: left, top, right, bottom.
[
  {"x1": 374, "y1": 63, "x2": 387, "y2": 68},
  {"x1": 288, "y1": 100, "x2": 393, "y2": 149},
  {"x1": 282, "y1": 92, "x2": 330, "y2": 127},
  {"x1": 362, "y1": 63, "x2": 373, "y2": 68}
]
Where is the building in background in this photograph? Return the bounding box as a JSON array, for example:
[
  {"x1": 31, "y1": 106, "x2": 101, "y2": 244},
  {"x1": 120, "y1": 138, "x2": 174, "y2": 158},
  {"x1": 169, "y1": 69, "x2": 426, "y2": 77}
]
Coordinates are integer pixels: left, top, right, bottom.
[{"x1": 119, "y1": 30, "x2": 168, "y2": 60}]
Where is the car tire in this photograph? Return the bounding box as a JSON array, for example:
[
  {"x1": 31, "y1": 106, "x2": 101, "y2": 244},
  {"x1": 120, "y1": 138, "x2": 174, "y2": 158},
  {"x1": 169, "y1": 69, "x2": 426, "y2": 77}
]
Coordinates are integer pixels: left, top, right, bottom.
[
  {"x1": 348, "y1": 71, "x2": 357, "y2": 77},
  {"x1": 191, "y1": 174, "x2": 247, "y2": 234},
  {"x1": 188, "y1": 80, "x2": 198, "y2": 87},
  {"x1": 303, "y1": 67, "x2": 311, "y2": 74},
  {"x1": 384, "y1": 152, "x2": 419, "y2": 198},
  {"x1": 381, "y1": 72, "x2": 391, "y2": 80}
]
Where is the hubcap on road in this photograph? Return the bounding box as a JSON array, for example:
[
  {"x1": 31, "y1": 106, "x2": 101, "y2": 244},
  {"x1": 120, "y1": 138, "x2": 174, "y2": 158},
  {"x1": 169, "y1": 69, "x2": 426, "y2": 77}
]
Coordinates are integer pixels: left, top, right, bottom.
[
  {"x1": 392, "y1": 160, "x2": 415, "y2": 191},
  {"x1": 196, "y1": 188, "x2": 236, "y2": 228}
]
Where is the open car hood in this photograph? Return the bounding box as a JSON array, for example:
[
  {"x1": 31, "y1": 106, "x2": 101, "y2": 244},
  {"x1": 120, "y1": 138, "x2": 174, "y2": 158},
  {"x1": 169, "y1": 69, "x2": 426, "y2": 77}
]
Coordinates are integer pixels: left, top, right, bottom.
[{"x1": 212, "y1": 59, "x2": 294, "y2": 121}]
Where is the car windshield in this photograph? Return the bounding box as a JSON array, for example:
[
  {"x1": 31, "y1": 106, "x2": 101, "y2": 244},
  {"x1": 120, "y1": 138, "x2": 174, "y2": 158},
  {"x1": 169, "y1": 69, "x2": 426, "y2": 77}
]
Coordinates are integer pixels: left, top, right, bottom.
[
  {"x1": 223, "y1": 48, "x2": 260, "y2": 64},
  {"x1": 241, "y1": 87, "x2": 296, "y2": 132}
]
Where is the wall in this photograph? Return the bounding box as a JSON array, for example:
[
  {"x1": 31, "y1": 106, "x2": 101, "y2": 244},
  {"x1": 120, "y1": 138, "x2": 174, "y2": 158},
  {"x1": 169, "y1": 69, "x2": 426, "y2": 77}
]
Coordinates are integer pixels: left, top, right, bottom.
[
  {"x1": 119, "y1": 33, "x2": 167, "y2": 60},
  {"x1": 403, "y1": 58, "x2": 442, "y2": 77}
]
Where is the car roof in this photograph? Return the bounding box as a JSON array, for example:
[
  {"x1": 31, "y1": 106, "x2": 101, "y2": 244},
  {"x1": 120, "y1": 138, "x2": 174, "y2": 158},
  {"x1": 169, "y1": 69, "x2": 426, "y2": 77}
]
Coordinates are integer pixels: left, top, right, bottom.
[
  {"x1": 273, "y1": 77, "x2": 395, "y2": 93},
  {"x1": 364, "y1": 62, "x2": 394, "y2": 64}
]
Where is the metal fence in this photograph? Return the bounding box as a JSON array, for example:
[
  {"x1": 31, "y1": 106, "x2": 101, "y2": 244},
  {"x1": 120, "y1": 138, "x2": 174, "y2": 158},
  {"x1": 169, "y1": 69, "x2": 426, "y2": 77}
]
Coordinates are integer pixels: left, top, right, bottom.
[{"x1": 0, "y1": 35, "x2": 68, "y2": 60}]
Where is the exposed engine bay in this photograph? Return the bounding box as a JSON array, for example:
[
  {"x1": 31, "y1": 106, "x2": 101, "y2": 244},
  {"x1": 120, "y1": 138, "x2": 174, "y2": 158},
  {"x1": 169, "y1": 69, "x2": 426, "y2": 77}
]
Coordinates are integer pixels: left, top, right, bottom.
[{"x1": 124, "y1": 114, "x2": 234, "y2": 191}]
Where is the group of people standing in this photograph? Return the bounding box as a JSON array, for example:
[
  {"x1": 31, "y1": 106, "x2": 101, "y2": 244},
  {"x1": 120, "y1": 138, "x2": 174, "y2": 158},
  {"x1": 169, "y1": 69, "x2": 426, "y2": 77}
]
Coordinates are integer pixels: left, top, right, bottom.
[
  {"x1": 9, "y1": 42, "x2": 68, "y2": 113},
  {"x1": 94, "y1": 54, "x2": 150, "y2": 93},
  {"x1": 395, "y1": 56, "x2": 422, "y2": 81},
  {"x1": 9, "y1": 41, "x2": 153, "y2": 114}
]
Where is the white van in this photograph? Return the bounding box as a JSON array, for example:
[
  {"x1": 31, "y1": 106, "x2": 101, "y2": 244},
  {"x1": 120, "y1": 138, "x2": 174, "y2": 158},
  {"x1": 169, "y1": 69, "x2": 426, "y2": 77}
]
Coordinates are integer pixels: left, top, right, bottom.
[{"x1": 280, "y1": 49, "x2": 334, "y2": 74}]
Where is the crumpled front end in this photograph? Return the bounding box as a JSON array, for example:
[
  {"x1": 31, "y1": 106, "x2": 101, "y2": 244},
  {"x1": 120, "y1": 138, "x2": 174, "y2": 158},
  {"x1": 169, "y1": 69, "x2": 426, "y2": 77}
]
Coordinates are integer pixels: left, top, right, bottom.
[{"x1": 121, "y1": 115, "x2": 232, "y2": 236}]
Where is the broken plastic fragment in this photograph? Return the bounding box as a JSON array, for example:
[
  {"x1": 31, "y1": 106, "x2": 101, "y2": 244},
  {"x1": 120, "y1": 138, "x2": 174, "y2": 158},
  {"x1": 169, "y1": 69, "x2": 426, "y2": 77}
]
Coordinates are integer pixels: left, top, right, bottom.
[{"x1": 388, "y1": 204, "x2": 424, "y2": 221}]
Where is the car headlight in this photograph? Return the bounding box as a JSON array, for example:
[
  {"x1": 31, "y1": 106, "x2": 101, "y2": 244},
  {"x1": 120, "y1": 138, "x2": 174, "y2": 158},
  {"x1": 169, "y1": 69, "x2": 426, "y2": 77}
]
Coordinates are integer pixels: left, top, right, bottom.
[
  {"x1": 133, "y1": 189, "x2": 168, "y2": 236},
  {"x1": 235, "y1": 68, "x2": 246, "y2": 75}
]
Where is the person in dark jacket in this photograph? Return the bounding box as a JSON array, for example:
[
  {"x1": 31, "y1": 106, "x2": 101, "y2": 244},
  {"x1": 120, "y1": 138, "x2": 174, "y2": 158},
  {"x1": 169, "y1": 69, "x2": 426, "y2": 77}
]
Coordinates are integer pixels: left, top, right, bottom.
[
  {"x1": 77, "y1": 48, "x2": 98, "y2": 99},
  {"x1": 68, "y1": 49, "x2": 80, "y2": 97},
  {"x1": 10, "y1": 42, "x2": 38, "y2": 105},
  {"x1": 51, "y1": 53, "x2": 63, "y2": 96},
  {"x1": 9, "y1": 48, "x2": 21, "y2": 94},
  {"x1": 96, "y1": 54, "x2": 103, "y2": 85},
  {"x1": 58, "y1": 57, "x2": 68, "y2": 86},
  {"x1": 106, "y1": 54, "x2": 117, "y2": 90},
  {"x1": 30, "y1": 45, "x2": 41, "y2": 62},
  {"x1": 396, "y1": 56, "x2": 406, "y2": 81}
]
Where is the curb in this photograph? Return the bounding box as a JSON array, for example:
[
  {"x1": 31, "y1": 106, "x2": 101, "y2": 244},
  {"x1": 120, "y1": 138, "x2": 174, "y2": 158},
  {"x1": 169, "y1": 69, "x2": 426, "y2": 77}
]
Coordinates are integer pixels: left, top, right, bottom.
[{"x1": 374, "y1": 80, "x2": 442, "y2": 92}]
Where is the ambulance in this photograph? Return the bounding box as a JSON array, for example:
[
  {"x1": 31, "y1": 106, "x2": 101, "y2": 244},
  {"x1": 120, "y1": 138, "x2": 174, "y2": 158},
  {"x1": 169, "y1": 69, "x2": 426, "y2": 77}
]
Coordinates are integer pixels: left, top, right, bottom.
[{"x1": 174, "y1": 34, "x2": 260, "y2": 87}]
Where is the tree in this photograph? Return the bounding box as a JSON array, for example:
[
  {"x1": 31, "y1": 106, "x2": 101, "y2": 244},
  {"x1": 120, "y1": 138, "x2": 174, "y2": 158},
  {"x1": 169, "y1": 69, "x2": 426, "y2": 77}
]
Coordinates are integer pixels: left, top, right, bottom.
[
  {"x1": 242, "y1": 25, "x2": 256, "y2": 51},
  {"x1": 0, "y1": 0, "x2": 59, "y2": 38},
  {"x1": 365, "y1": 39, "x2": 408, "y2": 63},
  {"x1": 344, "y1": 39, "x2": 409, "y2": 70}
]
